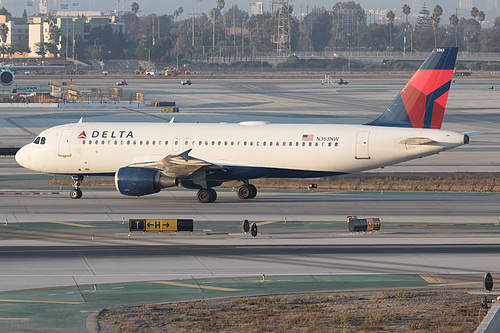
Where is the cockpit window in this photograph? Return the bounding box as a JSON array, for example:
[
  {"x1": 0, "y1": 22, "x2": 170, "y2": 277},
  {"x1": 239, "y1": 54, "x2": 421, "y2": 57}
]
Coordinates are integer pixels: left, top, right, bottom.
[
  {"x1": 40, "y1": 137, "x2": 46, "y2": 145},
  {"x1": 33, "y1": 137, "x2": 40, "y2": 144}
]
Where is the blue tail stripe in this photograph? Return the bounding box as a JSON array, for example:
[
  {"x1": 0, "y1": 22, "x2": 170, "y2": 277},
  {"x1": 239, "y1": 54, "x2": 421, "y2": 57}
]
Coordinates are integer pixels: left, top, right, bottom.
[
  {"x1": 423, "y1": 80, "x2": 452, "y2": 128},
  {"x1": 419, "y1": 48, "x2": 458, "y2": 70}
]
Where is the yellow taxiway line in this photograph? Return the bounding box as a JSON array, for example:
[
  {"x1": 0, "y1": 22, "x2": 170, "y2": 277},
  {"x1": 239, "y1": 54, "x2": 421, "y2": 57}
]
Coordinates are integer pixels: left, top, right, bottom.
[
  {"x1": 256, "y1": 220, "x2": 281, "y2": 226},
  {"x1": 50, "y1": 221, "x2": 94, "y2": 228},
  {"x1": 419, "y1": 274, "x2": 447, "y2": 284},
  {"x1": 153, "y1": 281, "x2": 242, "y2": 292},
  {"x1": 0, "y1": 299, "x2": 84, "y2": 304}
]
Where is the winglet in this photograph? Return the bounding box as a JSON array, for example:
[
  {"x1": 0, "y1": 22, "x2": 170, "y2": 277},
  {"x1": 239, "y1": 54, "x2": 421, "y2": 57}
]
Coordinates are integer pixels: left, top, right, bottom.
[
  {"x1": 169, "y1": 117, "x2": 175, "y2": 123},
  {"x1": 78, "y1": 117, "x2": 83, "y2": 123},
  {"x1": 178, "y1": 149, "x2": 192, "y2": 162},
  {"x1": 366, "y1": 47, "x2": 458, "y2": 129}
]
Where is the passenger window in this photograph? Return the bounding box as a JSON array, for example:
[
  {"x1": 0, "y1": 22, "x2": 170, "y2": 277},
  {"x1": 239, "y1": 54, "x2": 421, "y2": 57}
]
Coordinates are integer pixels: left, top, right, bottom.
[
  {"x1": 321, "y1": 142, "x2": 324, "y2": 147},
  {"x1": 250, "y1": 141, "x2": 253, "y2": 146},
  {"x1": 165, "y1": 141, "x2": 169, "y2": 145},
  {"x1": 82, "y1": 140, "x2": 86, "y2": 144},
  {"x1": 289, "y1": 142, "x2": 292, "y2": 146},
  {"x1": 328, "y1": 142, "x2": 332, "y2": 147},
  {"x1": 114, "y1": 140, "x2": 118, "y2": 145},
  {"x1": 140, "y1": 141, "x2": 143, "y2": 145},
  {"x1": 205, "y1": 141, "x2": 208, "y2": 145},
  {"x1": 302, "y1": 142, "x2": 305, "y2": 146},
  {"x1": 127, "y1": 140, "x2": 130, "y2": 145},
  {"x1": 231, "y1": 141, "x2": 234, "y2": 146},
  {"x1": 152, "y1": 141, "x2": 156, "y2": 145},
  {"x1": 199, "y1": 141, "x2": 202, "y2": 145},
  {"x1": 224, "y1": 141, "x2": 228, "y2": 146},
  {"x1": 33, "y1": 137, "x2": 40, "y2": 144},
  {"x1": 133, "y1": 141, "x2": 137, "y2": 145},
  {"x1": 270, "y1": 142, "x2": 273, "y2": 146},
  {"x1": 276, "y1": 142, "x2": 279, "y2": 146},
  {"x1": 218, "y1": 141, "x2": 221, "y2": 146},
  {"x1": 101, "y1": 140, "x2": 105, "y2": 145},
  {"x1": 263, "y1": 142, "x2": 266, "y2": 146},
  {"x1": 335, "y1": 142, "x2": 339, "y2": 147},
  {"x1": 244, "y1": 141, "x2": 247, "y2": 146},
  {"x1": 295, "y1": 142, "x2": 299, "y2": 146},
  {"x1": 309, "y1": 142, "x2": 312, "y2": 146},
  {"x1": 211, "y1": 141, "x2": 215, "y2": 145},
  {"x1": 315, "y1": 142, "x2": 318, "y2": 147},
  {"x1": 40, "y1": 137, "x2": 46, "y2": 145},
  {"x1": 146, "y1": 141, "x2": 149, "y2": 145},
  {"x1": 89, "y1": 140, "x2": 92, "y2": 145},
  {"x1": 256, "y1": 141, "x2": 260, "y2": 146}
]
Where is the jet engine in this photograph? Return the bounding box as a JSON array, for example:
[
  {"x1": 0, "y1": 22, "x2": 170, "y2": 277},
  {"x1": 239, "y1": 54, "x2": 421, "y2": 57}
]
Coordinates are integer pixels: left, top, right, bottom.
[
  {"x1": 0, "y1": 69, "x2": 14, "y2": 86},
  {"x1": 115, "y1": 167, "x2": 177, "y2": 196}
]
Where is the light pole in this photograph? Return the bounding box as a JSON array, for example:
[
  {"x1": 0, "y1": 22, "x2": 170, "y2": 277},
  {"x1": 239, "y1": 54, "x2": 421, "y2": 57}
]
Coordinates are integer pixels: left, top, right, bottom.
[{"x1": 72, "y1": 3, "x2": 78, "y2": 60}]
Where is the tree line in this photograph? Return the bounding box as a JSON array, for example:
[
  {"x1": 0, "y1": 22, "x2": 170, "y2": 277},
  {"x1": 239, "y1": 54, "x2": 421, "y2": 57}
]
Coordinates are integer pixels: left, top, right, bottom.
[{"x1": 1, "y1": 1, "x2": 500, "y2": 66}]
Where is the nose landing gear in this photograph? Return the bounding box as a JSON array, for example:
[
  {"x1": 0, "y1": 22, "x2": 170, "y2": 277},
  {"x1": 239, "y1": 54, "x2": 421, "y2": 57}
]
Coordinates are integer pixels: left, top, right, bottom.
[{"x1": 70, "y1": 175, "x2": 84, "y2": 199}]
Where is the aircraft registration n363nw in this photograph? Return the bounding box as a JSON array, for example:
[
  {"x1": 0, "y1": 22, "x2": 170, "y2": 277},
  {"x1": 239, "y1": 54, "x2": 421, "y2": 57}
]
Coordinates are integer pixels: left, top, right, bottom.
[{"x1": 15, "y1": 47, "x2": 479, "y2": 203}]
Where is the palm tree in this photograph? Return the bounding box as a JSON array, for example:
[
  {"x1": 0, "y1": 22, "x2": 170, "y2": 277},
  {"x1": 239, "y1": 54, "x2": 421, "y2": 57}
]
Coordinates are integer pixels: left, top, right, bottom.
[
  {"x1": 131, "y1": 2, "x2": 139, "y2": 16},
  {"x1": 431, "y1": 5, "x2": 442, "y2": 48},
  {"x1": 449, "y1": 14, "x2": 459, "y2": 47},
  {"x1": 478, "y1": 11, "x2": 485, "y2": 24},
  {"x1": 173, "y1": 9, "x2": 179, "y2": 22},
  {"x1": 386, "y1": 10, "x2": 395, "y2": 49},
  {"x1": 470, "y1": 7, "x2": 479, "y2": 20},
  {"x1": 178, "y1": 7, "x2": 183, "y2": 20},
  {"x1": 0, "y1": 23, "x2": 9, "y2": 44},
  {"x1": 402, "y1": 4, "x2": 411, "y2": 26}
]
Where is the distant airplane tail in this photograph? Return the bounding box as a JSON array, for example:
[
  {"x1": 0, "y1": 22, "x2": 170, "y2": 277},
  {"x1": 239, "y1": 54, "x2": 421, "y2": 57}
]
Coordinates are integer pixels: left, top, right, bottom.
[{"x1": 367, "y1": 47, "x2": 458, "y2": 129}]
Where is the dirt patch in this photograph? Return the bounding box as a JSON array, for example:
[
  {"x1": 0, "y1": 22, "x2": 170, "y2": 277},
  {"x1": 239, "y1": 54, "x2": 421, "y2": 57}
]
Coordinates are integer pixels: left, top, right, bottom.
[
  {"x1": 51, "y1": 172, "x2": 500, "y2": 193},
  {"x1": 97, "y1": 289, "x2": 490, "y2": 332}
]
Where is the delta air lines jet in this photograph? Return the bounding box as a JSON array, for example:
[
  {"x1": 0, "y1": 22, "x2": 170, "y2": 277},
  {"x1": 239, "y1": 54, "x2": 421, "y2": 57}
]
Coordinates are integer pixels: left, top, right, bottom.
[{"x1": 15, "y1": 47, "x2": 475, "y2": 203}]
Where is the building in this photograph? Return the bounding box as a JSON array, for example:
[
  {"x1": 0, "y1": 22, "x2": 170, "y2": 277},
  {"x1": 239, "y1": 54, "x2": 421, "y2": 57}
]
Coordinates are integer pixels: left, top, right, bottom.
[{"x1": 250, "y1": 2, "x2": 264, "y2": 16}]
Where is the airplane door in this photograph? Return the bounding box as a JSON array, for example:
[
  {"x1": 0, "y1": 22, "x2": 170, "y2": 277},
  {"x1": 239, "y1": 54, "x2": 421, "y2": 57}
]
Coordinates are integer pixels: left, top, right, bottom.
[
  {"x1": 182, "y1": 137, "x2": 191, "y2": 151},
  {"x1": 173, "y1": 137, "x2": 180, "y2": 152},
  {"x1": 355, "y1": 131, "x2": 370, "y2": 159},
  {"x1": 58, "y1": 129, "x2": 73, "y2": 157}
]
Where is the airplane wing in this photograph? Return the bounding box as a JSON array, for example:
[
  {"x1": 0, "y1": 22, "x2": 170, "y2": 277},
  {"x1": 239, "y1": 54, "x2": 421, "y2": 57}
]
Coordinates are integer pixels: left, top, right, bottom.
[{"x1": 130, "y1": 149, "x2": 226, "y2": 178}]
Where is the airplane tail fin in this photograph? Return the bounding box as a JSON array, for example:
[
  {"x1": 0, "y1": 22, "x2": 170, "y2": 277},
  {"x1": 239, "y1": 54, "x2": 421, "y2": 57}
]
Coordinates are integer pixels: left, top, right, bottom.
[{"x1": 366, "y1": 47, "x2": 458, "y2": 129}]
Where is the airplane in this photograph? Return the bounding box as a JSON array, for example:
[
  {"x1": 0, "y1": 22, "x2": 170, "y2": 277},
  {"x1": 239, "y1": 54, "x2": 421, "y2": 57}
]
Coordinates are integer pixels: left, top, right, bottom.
[
  {"x1": 0, "y1": 64, "x2": 65, "y2": 86},
  {"x1": 15, "y1": 47, "x2": 479, "y2": 203},
  {"x1": 180, "y1": 79, "x2": 192, "y2": 86},
  {"x1": 338, "y1": 77, "x2": 348, "y2": 85}
]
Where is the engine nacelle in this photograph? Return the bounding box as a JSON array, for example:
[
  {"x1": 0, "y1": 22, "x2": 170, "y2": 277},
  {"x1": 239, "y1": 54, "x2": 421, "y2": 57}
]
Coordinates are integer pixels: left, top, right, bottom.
[
  {"x1": 115, "y1": 167, "x2": 177, "y2": 196},
  {"x1": 0, "y1": 69, "x2": 14, "y2": 86}
]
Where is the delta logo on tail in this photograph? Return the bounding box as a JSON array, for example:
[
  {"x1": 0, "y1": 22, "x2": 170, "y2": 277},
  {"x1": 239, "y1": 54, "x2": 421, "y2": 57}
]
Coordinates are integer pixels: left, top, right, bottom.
[
  {"x1": 77, "y1": 131, "x2": 87, "y2": 139},
  {"x1": 368, "y1": 47, "x2": 458, "y2": 129}
]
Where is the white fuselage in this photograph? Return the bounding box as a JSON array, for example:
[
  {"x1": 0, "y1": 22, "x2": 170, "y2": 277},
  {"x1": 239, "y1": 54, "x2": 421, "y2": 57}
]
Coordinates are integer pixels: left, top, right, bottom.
[{"x1": 15, "y1": 121, "x2": 466, "y2": 178}]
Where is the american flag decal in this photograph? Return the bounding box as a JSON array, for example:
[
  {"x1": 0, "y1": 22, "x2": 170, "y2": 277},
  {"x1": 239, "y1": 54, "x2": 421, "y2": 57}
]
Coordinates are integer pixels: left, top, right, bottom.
[
  {"x1": 77, "y1": 131, "x2": 87, "y2": 139},
  {"x1": 302, "y1": 134, "x2": 314, "y2": 141}
]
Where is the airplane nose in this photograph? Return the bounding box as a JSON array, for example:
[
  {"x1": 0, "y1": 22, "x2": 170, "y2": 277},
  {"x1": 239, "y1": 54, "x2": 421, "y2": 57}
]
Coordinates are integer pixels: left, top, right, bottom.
[{"x1": 15, "y1": 145, "x2": 31, "y2": 169}]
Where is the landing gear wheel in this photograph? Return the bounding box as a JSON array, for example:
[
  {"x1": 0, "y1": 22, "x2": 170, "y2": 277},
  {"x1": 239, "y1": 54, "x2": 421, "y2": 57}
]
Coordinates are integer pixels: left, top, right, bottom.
[
  {"x1": 70, "y1": 188, "x2": 82, "y2": 199},
  {"x1": 209, "y1": 188, "x2": 217, "y2": 202},
  {"x1": 197, "y1": 188, "x2": 217, "y2": 203},
  {"x1": 248, "y1": 184, "x2": 257, "y2": 199},
  {"x1": 237, "y1": 185, "x2": 252, "y2": 199}
]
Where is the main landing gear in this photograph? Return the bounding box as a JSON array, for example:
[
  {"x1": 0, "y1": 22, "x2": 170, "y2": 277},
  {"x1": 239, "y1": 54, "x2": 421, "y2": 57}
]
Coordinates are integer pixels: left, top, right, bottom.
[
  {"x1": 197, "y1": 188, "x2": 217, "y2": 203},
  {"x1": 237, "y1": 183, "x2": 257, "y2": 199},
  {"x1": 196, "y1": 183, "x2": 257, "y2": 203},
  {"x1": 69, "y1": 175, "x2": 84, "y2": 199}
]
